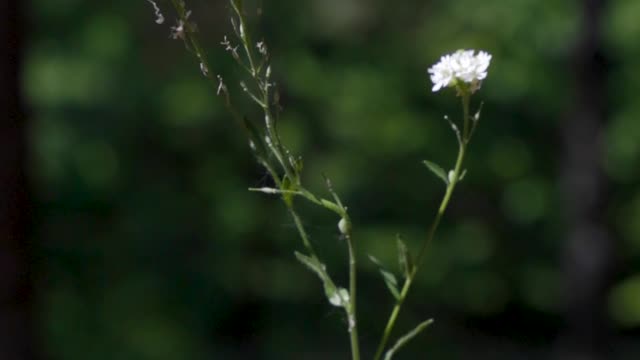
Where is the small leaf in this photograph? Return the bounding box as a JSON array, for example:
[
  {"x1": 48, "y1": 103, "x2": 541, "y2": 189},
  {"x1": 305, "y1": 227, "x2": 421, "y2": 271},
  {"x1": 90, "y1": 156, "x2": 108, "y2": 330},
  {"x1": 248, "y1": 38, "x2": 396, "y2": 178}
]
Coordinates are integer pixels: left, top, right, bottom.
[
  {"x1": 381, "y1": 269, "x2": 400, "y2": 300},
  {"x1": 368, "y1": 254, "x2": 383, "y2": 267},
  {"x1": 320, "y1": 198, "x2": 343, "y2": 216},
  {"x1": 295, "y1": 252, "x2": 345, "y2": 308},
  {"x1": 294, "y1": 251, "x2": 324, "y2": 278},
  {"x1": 370, "y1": 255, "x2": 401, "y2": 300},
  {"x1": 459, "y1": 169, "x2": 467, "y2": 181},
  {"x1": 322, "y1": 174, "x2": 345, "y2": 210},
  {"x1": 396, "y1": 235, "x2": 412, "y2": 278},
  {"x1": 384, "y1": 319, "x2": 434, "y2": 360},
  {"x1": 422, "y1": 160, "x2": 448, "y2": 185}
]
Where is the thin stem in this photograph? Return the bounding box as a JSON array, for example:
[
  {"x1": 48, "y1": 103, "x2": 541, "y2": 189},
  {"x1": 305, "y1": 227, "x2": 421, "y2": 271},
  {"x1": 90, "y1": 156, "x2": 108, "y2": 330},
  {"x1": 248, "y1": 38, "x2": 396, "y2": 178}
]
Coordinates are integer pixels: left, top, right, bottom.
[
  {"x1": 373, "y1": 276, "x2": 412, "y2": 360},
  {"x1": 462, "y1": 93, "x2": 471, "y2": 141},
  {"x1": 345, "y1": 232, "x2": 361, "y2": 360},
  {"x1": 325, "y1": 178, "x2": 361, "y2": 360},
  {"x1": 229, "y1": 0, "x2": 295, "y2": 182},
  {"x1": 417, "y1": 144, "x2": 465, "y2": 265},
  {"x1": 373, "y1": 93, "x2": 472, "y2": 360},
  {"x1": 230, "y1": 0, "x2": 258, "y2": 75}
]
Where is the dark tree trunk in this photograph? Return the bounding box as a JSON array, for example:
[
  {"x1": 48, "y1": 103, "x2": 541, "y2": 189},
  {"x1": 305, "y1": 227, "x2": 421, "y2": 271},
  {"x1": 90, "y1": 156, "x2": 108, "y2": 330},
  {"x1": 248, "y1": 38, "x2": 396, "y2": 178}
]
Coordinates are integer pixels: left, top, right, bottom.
[
  {"x1": 0, "y1": 1, "x2": 37, "y2": 359},
  {"x1": 556, "y1": 0, "x2": 615, "y2": 359}
]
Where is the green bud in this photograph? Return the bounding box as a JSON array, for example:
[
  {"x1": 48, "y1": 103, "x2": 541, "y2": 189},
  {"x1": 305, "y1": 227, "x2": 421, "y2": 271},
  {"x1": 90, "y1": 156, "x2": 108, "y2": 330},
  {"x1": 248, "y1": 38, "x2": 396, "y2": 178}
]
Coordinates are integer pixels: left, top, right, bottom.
[{"x1": 338, "y1": 217, "x2": 350, "y2": 235}]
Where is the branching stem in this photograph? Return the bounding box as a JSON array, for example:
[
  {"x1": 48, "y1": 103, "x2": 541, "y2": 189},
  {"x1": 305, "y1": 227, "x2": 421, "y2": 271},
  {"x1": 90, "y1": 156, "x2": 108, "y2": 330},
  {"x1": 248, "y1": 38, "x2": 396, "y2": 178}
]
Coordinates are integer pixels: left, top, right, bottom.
[
  {"x1": 373, "y1": 92, "x2": 472, "y2": 360},
  {"x1": 166, "y1": 2, "x2": 362, "y2": 358}
]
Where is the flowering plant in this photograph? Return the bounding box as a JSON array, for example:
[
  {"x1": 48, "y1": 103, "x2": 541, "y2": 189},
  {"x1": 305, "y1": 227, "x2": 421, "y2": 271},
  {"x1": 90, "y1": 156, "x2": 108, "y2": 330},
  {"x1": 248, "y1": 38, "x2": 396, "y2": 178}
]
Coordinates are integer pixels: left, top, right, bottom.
[{"x1": 147, "y1": 1, "x2": 491, "y2": 359}]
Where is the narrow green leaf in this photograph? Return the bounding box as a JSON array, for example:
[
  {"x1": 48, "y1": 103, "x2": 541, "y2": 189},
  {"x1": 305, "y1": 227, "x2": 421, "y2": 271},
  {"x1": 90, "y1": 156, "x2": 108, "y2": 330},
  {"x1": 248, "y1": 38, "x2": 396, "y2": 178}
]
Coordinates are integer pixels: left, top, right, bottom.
[
  {"x1": 422, "y1": 160, "x2": 448, "y2": 185},
  {"x1": 384, "y1": 319, "x2": 435, "y2": 360},
  {"x1": 295, "y1": 252, "x2": 345, "y2": 308},
  {"x1": 381, "y1": 269, "x2": 400, "y2": 300},
  {"x1": 396, "y1": 235, "x2": 412, "y2": 278},
  {"x1": 294, "y1": 251, "x2": 324, "y2": 278},
  {"x1": 368, "y1": 254, "x2": 383, "y2": 267},
  {"x1": 322, "y1": 174, "x2": 345, "y2": 210},
  {"x1": 370, "y1": 255, "x2": 401, "y2": 300},
  {"x1": 320, "y1": 198, "x2": 343, "y2": 216}
]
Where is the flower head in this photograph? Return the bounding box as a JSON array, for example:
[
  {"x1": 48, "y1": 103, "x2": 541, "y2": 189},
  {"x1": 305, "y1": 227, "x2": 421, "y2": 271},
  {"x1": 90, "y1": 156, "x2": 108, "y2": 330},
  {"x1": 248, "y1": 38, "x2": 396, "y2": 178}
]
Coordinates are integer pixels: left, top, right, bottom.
[
  {"x1": 428, "y1": 49, "x2": 492, "y2": 93},
  {"x1": 170, "y1": 10, "x2": 192, "y2": 41}
]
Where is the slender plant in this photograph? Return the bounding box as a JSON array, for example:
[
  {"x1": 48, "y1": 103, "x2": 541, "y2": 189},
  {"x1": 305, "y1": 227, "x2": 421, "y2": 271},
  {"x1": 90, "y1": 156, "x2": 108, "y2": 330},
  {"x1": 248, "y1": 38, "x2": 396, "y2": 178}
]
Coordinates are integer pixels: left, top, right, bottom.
[{"x1": 146, "y1": 1, "x2": 491, "y2": 359}]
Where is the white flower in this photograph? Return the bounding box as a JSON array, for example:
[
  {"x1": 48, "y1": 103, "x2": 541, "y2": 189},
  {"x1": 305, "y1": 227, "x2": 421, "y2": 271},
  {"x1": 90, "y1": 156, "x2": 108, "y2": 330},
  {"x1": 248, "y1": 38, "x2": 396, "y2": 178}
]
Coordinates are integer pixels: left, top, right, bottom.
[{"x1": 428, "y1": 49, "x2": 492, "y2": 92}]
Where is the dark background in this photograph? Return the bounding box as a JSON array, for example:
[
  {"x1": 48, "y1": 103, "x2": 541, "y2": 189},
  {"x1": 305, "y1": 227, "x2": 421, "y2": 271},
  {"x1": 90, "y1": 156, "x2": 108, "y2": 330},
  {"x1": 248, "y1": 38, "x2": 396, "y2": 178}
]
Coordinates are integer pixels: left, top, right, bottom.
[{"x1": 3, "y1": 0, "x2": 640, "y2": 358}]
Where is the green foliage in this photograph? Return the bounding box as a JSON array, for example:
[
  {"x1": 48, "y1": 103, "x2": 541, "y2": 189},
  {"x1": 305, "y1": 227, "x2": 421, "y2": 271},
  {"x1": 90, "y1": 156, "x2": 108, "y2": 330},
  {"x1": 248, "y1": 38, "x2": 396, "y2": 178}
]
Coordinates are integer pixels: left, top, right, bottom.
[
  {"x1": 384, "y1": 319, "x2": 434, "y2": 360},
  {"x1": 396, "y1": 235, "x2": 412, "y2": 278},
  {"x1": 27, "y1": 0, "x2": 640, "y2": 358},
  {"x1": 369, "y1": 255, "x2": 400, "y2": 300},
  {"x1": 294, "y1": 252, "x2": 346, "y2": 307},
  {"x1": 422, "y1": 160, "x2": 449, "y2": 185}
]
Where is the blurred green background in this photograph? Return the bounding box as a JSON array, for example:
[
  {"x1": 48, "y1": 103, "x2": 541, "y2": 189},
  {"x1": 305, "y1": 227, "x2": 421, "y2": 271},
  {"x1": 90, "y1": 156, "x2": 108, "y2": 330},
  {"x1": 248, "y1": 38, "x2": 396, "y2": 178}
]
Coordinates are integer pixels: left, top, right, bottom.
[{"x1": 25, "y1": 0, "x2": 640, "y2": 358}]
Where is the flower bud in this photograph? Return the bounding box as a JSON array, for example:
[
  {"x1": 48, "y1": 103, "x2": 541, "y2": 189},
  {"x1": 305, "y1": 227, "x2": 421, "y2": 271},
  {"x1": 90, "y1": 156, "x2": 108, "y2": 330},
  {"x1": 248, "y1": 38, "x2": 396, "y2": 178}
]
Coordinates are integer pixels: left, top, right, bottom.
[
  {"x1": 338, "y1": 217, "x2": 350, "y2": 235},
  {"x1": 448, "y1": 170, "x2": 455, "y2": 184}
]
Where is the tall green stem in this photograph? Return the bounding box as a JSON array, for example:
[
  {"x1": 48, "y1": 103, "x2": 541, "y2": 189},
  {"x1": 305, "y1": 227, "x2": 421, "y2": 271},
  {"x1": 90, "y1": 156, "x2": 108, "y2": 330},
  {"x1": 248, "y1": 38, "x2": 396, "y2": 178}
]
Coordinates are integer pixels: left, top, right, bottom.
[{"x1": 373, "y1": 93, "x2": 471, "y2": 360}]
